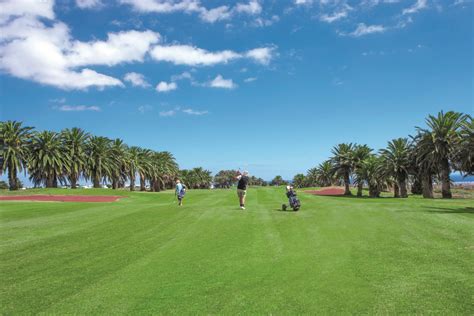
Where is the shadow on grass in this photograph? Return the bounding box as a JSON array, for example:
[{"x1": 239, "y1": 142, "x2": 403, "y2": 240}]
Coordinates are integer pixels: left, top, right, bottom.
[
  {"x1": 423, "y1": 207, "x2": 474, "y2": 214},
  {"x1": 314, "y1": 194, "x2": 397, "y2": 199}
]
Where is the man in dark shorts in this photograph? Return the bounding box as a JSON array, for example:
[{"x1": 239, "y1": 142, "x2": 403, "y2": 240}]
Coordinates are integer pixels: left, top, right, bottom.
[{"x1": 236, "y1": 171, "x2": 249, "y2": 209}]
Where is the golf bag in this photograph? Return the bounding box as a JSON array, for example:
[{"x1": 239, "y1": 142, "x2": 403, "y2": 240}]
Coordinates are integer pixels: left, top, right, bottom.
[
  {"x1": 282, "y1": 188, "x2": 301, "y2": 211},
  {"x1": 178, "y1": 185, "x2": 186, "y2": 199}
]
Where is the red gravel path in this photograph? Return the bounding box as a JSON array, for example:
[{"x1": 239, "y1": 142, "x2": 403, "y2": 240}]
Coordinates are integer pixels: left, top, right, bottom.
[
  {"x1": 0, "y1": 195, "x2": 126, "y2": 202},
  {"x1": 304, "y1": 187, "x2": 345, "y2": 196}
]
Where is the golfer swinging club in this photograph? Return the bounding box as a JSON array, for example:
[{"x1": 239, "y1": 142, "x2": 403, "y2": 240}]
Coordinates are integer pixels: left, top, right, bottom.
[{"x1": 236, "y1": 170, "x2": 249, "y2": 210}]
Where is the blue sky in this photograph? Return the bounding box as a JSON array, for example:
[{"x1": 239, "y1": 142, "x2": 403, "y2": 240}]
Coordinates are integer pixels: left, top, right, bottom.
[{"x1": 0, "y1": 0, "x2": 472, "y2": 181}]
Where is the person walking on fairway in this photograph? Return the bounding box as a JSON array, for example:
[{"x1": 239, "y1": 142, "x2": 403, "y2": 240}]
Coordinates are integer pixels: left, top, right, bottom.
[
  {"x1": 175, "y1": 179, "x2": 186, "y2": 206},
  {"x1": 236, "y1": 171, "x2": 249, "y2": 209}
]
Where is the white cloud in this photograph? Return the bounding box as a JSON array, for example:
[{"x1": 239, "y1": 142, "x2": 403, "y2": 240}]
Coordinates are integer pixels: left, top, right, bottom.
[
  {"x1": 0, "y1": 15, "x2": 162, "y2": 89},
  {"x1": 294, "y1": 0, "x2": 313, "y2": 5},
  {"x1": 124, "y1": 72, "x2": 151, "y2": 88},
  {"x1": 0, "y1": 1, "x2": 274, "y2": 90},
  {"x1": 159, "y1": 110, "x2": 176, "y2": 117},
  {"x1": 348, "y1": 23, "x2": 386, "y2": 37},
  {"x1": 150, "y1": 45, "x2": 240, "y2": 66},
  {"x1": 320, "y1": 5, "x2": 352, "y2": 23},
  {"x1": 244, "y1": 77, "x2": 257, "y2": 82},
  {"x1": 246, "y1": 47, "x2": 274, "y2": 65},
  {"x1": 199, "y1": 6, "x2": 232, "y2": 23},
  {"x1": 67, "y1": 30, "x2": 160, "y2": 67},
  {"x1": 402, "y1": 0, "x2": 428, "y2": 14},
  {"x1": 56, "y1": 105, "x2": 101, "y2": 112},
  {"x1": 150, "y1": 45, "x2": 274, "y2": 66},
  {"x1": 235, "y1": 1, "x2": 262, "y2": 15},
  {"x1": 76, "y1": 0, "x2": 103, "y2": 9},
  {"x1": 182, "y1": 108, "x2": 208, "y2": 115},
  {"x1": 118, "y1": 0, "x2": 201, "y2": 13},
  {"x1": 156, "y1": 81, "x2": 177, "y2": 92},
  {"x1": 209, "y1": 75, "x2": 237, "y2": 89},
  {"x1": 0, "y1": 0, "x2": 55, "y2": 22},
  {"x1": 119, "y1": 0, "x2": 263, "y2": 23}
]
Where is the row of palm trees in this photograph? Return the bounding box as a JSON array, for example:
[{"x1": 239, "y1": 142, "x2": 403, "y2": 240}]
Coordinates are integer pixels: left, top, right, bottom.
[
  {"x1": 213, "y1": 170, "x2": 267, "y2": 188},
  {"x1": 299, "y1": 111, "x2": 472, "y2": 198},
  {"x1": 0, "y1": 122, "x2": 182, "y2": 191}
]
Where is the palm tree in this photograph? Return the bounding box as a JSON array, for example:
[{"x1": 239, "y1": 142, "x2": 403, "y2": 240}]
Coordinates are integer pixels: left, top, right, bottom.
[
  {"x1": 61, "y1": 128, "x2": 89, "y2": 188},
  {"x1": 137, "y1": 148, "x2": 153, "y2": 191},
  {"x1": 271, "y1": 175, "x2": 286, "y2": 186},
  {"x1": 0, "y1": 121, "x2": 34, "y2": 190},
  {"x1": 292, "y1": 174, "x2": 306, "y2": 188},
  {"x1": 85, "y1": 136, "x2": 114, "y2": 188},
  {"x1": 149, "y1": 151, "x2": 178, "y2": 191},
  {"x1": 330, "y1": 143, "x2": 355, "y2": 195},
  {"x1": 127, "y1": 146, "x2": 141, "y2": 191},
  {"x1": 110, "y1": 139, "x2": 128, "y2": 189},
  {"x1": 413, "y1": 132, "x2": 437, "y2": 198},
  {"x1": 355, "y1": 155, "x2": 385, "y2": 197},
  {"x1": 313, "y1": 160, "x2": 334, "y2": 187},
  {"x1": 28, "y1": 131, "x2": 70, "y2": 188},
  {"x1": 380, "y1": 138, "x2": 412, "y2": 198},
  {"x1": 353, "y1": 144, "x2": 372, "y2": 197},
  {"x1": 452, "y1": 116, "x2": 473, "y2": 176},
  {"x1": 416, "y1": 111, "x2": 469, "y2": 198}
]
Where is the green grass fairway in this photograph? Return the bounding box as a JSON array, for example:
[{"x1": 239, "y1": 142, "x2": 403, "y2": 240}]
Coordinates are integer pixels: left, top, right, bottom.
[{"x1": 1, "y1": 187, "x2": 473, "y2": 314}]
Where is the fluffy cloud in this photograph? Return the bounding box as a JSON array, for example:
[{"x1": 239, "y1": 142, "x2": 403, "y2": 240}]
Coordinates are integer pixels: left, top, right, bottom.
[
  {"x1": 124, "y1": 72, "x2": 151, "y2": 88},
  {"x1": 156, "y1": 81, "x2": 177, "y2": 92},
  {"x1": 199, "y1": 6, "x2": 232, "y2": 23},
  {"x1": 209, "y1": 75, "x2": 236, "y2": 89},
  {"x1": 119, "y1": 0, "x2": 263, "y2": 23},
  {"x1": 150, "y1": 45, "x2": 274, "y2": 66},
  {"x1": 0, "y1": 0, "x2": 55, "y2": 22},
  {"x1": 0, "y1": 14, "x2": 161, "y2": 89},
  {"x1": 402, "y1": 0, "x2": 428, "y2": 14},
  {"x1": 76, "y1": 0, "x2": 103, "y2": 9},
  {"x1": 56, "y1": 105, "x2": 101, "y2": 111},
  {"x1": 245, "y1": 47, "x2": 274, "y2": 65},
  {"x1": 0, "y1": 1, "x2": 274, "y2": 90},
  {"x1": 235, "y1": 1, "x2": 262, "y2": 15},
  {"x1": 348, "y1": 23, "x2": 386, "y2": 36},
  {"x1": 68, "y1": 30, "x2": 160, "y2": 67}
]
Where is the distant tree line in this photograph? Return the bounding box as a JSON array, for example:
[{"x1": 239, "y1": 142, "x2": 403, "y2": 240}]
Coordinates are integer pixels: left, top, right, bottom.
[
  {"x1": 291, "y1": 111, "x2": 473, "y2": 199},
  {"x1": 213, "y1": 170, "x2": 267, "y2": 188},
  {"x1": 0, "y1": 122, "x2": 213, "y2": 191}
]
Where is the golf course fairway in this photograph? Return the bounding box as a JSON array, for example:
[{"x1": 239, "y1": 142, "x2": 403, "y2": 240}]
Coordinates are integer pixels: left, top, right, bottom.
[{"x1": 1, "y1": 187, "x2": 473, "y2": 314}]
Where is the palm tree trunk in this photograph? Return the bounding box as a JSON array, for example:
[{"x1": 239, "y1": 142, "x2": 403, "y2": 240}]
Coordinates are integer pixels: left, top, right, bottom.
[
  {"x1": 439, "y1": 159, "x2": 452, "y2": 199},
  {"x1": 394, "y1": 183, "x2": 400, "y2": 198},
  {"x1": 344, "y1": 172, "x2": 351, "y2": 195},
  {"x1": 8, "y1": 166, "x2": 17, "y2": 191},
  {"x1": 93, "y1": 172, "x2": 101, "y2": 188},
  {"x1": 421, "y1": 172, "x2": 433, "y2": 198},
  {"x1": 140, "y1": 174, "x2": 146, "y2": 191},
  {"x1": 357, "y1": 182, "x2": 363, "y2": 197},
  {"x1": 70, "y1": 174, "x2": 77, "y2": 189},
  {"x1": 129, "y1": 175, "x2": 135, "y2": 191},
  {"x1": 399, "y1": 178, "x2": 408, "y2": 198}
]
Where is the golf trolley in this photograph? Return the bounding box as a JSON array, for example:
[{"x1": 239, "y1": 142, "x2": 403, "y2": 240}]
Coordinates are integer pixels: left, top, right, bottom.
[{"x1": 282, "y1": 186, "x2": 301, "y2": 211}]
